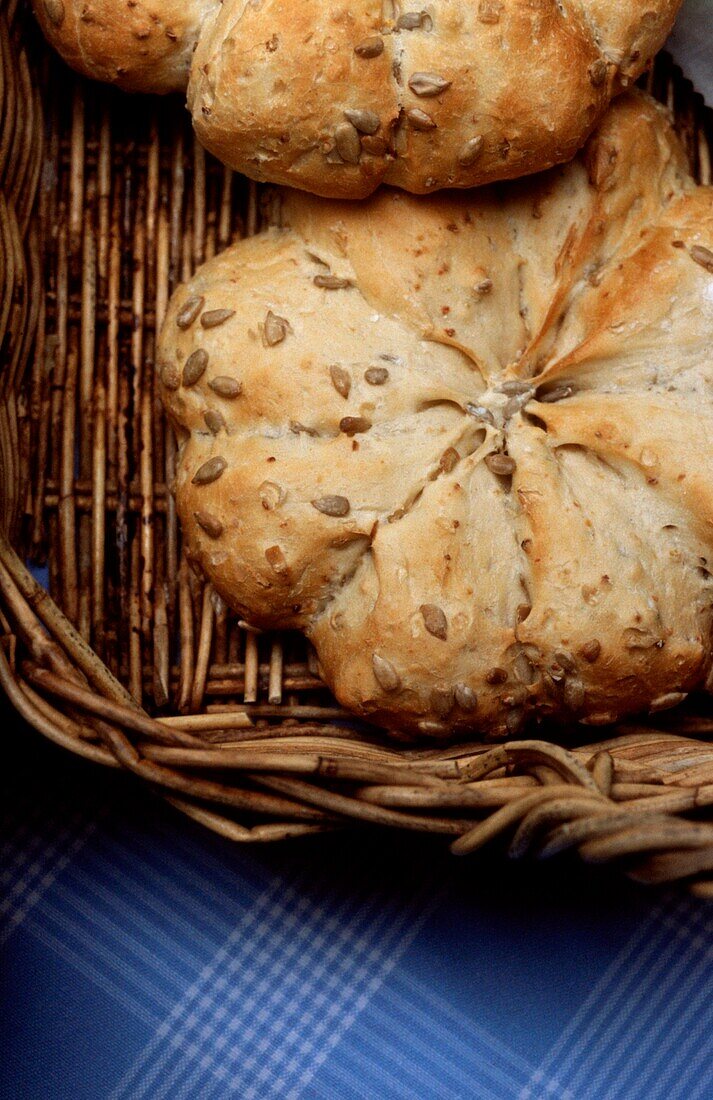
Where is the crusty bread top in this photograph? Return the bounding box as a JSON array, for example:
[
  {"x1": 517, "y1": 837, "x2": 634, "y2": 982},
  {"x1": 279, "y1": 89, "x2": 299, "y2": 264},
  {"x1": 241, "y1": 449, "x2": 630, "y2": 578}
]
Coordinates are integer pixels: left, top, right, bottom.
[
  {"x1": 32, "y1": 0, "x2": 217, "y2": 93},
  {"x1": 160, "y1": 92, "x2": 713, "y2": 738},
  {"x1": 34, "y1": 0, "x2": 682, "y2": 196}
]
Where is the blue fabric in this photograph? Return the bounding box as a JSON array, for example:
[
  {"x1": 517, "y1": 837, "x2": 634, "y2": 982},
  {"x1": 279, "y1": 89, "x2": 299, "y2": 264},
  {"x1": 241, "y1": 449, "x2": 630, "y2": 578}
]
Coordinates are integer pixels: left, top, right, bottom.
[{"x1": 2, "y1": 728, "x2": 712, "y2": 1100}]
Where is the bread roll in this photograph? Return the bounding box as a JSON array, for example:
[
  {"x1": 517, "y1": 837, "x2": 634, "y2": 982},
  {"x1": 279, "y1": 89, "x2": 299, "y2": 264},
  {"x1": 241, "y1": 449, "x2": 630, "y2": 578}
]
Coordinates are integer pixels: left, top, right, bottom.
[
  {"x1": 33, "y1": 0, "x2": 682, "y2": 197},
  {"x1": 158, "y1": 94, "x2": 713, "y2": 737},
  {"x1": 32, "y1": 0, "x2": 215, "y2": 92}
]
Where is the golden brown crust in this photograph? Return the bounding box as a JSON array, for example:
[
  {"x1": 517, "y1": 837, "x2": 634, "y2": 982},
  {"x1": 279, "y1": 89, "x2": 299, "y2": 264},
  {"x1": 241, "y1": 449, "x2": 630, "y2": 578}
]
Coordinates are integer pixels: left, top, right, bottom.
[
  {"x1": 32, "y1": 0, "x2": 216, "y2": 93},
  {"x1": 34, "y1": 0, "x2": 682, "y2": 195},
  {"x1": 189, "y1": 0, "x2": 682, "y2": 196},
  {"x1": 159, "y1": 93, "x2": 713, "y2": 737},
  {"x1": 189, "y1": 1, "x2": 398, "y2": 200}
]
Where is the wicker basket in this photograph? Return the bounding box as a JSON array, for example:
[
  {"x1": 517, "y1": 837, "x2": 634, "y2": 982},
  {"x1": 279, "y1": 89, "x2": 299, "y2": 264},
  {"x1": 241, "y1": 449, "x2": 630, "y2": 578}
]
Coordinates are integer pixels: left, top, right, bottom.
[{"x1": 4, "y1": 0, "x2": 713, "y2": 894}]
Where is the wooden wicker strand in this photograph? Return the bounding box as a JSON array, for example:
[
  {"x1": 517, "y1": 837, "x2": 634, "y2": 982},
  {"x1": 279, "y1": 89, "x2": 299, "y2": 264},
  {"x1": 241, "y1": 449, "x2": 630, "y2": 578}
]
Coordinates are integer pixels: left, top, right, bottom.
[{"x1": 2, "y1": 2, "x2": 713, "y2": 889}]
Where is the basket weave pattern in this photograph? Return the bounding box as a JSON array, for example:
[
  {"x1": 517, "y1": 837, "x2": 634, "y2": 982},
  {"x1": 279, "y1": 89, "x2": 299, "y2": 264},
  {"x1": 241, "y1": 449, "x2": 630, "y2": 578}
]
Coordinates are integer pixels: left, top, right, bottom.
[{"x1": 3, "y1": 0, "x2": 713, "y2": 891}]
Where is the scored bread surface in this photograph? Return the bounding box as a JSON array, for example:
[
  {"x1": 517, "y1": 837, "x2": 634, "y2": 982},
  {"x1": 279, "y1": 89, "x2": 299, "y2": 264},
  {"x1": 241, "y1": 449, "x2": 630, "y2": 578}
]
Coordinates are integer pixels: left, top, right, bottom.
[
  {"x1": 34, "y1": 0, "x2": 682, "y2": 197},
  {"x1": 159, "y1": 93, "x2": 713, "y2": 737}
]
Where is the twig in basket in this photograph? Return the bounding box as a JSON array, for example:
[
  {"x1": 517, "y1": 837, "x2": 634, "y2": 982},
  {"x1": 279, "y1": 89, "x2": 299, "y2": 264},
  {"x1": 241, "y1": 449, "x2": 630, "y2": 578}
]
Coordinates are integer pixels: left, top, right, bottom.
[
  {"x1": 575, "y1": 727, "x2": 692, "y2": 754},
  {"x1": 139, "y1": 387, "x2": 155, "y2": 646},
  {"x1": 623, "y1": 788, "x2": 711, "y2": 815},
  {"x1": 530, "y1": 765, "x2": 563, "y2": 787},
  {"x1": 689, "y1": 880, "x2": 713, "y2": 898},
  {"x1": 244, "y1": 630, "x2": 259, "y2": 702},
  {"x1": 204, "y1": 703, "x2": 354, "y2": 720},
  {"x1": 164, "y1": 796, "x2": 338, "y2": 844},
  {"x1": 0, "y1": 647, "x2": 116, "y2": 768},
  {"x1": 588, "y1": 750, "x2": 614, "y2": 796},
  {"x1": 59, "y1": 351, "x2": 78, "y2": 623},
  {"x1": 24, "y1": 661, "x2": 204, "y2": 747},
  {"x1": 609, "y1": 782, "x2": 667, "y2": 799},
  {"x1": 451, "y1": 787, "x2": 607, "y2": 856},
  {"x1": 139, "y1": 744, "x2": 445, "y2": 788},
  {"x1": 538, "y1": 808, "x2": 700, "y2": 861},
  {"x1": 0, "y1": 554, "x2": 76, "y2": 677},
  {"x1": 254, "y1": 774, "x2": 475, "y2": 835},
  {"x1": 177, "y1": 557, "x2": 195, "y2": 712},
  {"x1": 457, "y1": 741, "x2": 599, "y2": 791},
  {"x1": 268, "y1": 638, "x2": 283, "y2": 704},
  {"x1": 0, "y1": 534, "x2": 138, "y2": 708},
  {"x1": 89, "y1": 712, "x2": 332, "y2": 822},
  {"x1": 152, "y1": 581, "x2": 170, "y2": 707},
  {"x1": 659, "y1": 761, "x2": 713, "y2": 787},
  {"x1": 129, "y1": 538, "x2": 141, "y2": 702},
  {"x1": 580, "y1": 823, "x2": 713, "y2": 865},
  {"x1": 358, "y1": 780, "x2": 537, "y2": 810},
  {"x1": 190, "y1": 582, "x2": 214, "y2": 711},
  {"x1": 629, "y1": 847, "x2": 713, "y2": 885},
  {"x1": 91, "y1": 382, "x2": 106, "y2": 655},
  {"x1": 154, "y1": 710, "x2": 254, "y2": 731},
  {"x1": 508, "y1": 798, "x2": 614, "y2": 860}
]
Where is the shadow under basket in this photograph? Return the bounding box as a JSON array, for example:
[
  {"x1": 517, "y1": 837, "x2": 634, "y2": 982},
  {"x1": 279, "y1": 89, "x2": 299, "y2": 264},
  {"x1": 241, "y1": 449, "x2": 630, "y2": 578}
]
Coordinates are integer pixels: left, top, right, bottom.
[{"x1": 3, "y1": 0, "x2": 713, "y2": 893}]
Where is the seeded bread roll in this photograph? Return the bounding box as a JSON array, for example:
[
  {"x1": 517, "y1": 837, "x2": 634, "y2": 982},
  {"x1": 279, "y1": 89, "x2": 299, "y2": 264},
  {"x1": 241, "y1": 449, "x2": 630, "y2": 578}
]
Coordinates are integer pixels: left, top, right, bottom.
[
  {"x1": 33, "y1": 0, "x2": 217, "y2": 93},
  {"x1": 34, "y1": 0, "x2": 681, "y2": 197},
  {"x1": 159, "y1": 93, "x2": 713, "y2": 737}
]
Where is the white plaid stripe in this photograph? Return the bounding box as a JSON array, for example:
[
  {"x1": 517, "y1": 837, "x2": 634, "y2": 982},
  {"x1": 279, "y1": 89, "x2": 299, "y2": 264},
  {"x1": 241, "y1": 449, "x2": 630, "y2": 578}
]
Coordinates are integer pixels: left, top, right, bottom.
[
  {"x1": 355, "y1": 979, "x2": 537, "y2": 1097},
  {"x1": 108, "y1": 867, "x2": 444, "y2": 1100},
  {"x1": 1, "y1": 809, "x2": 97, "y2": 945},
  {"x1": 571, "y1": 901, "x2": 713, "y2": 1099},
  {"x1": 2, "y1": 809, "x2": 84, "y2": 880},
  {"x1": 154, "y1": 884, "x2": 370, "y2": 1100},
  {"x1": 643, "y1": 972, "x2": 713, "y2": 1100},
  {"x1": 9, "y1": 818, "x2": 270, "y2": 1021},
  {"x1": 242, "y1": 885, "x2": 442, "y2": 1100},
  {"x1": 194, "y1": 891, "x2": 390, "y2": 1100},
  {"x1": 520, "y1": 895, "x2": 681, "y2": 1098},
  {"x1": 22, "y1": 913, "x2": 160, "y2": 1026},
  {"x1": 396, "y1": 969, "x2": 535, "y2": 1077},
  {"x1": 45, "y1": 872, "x2": 201, "y2": 993},
  {"x1": 70, "y1": 852, "x2": 239, "y2": 955},
  {"x1": 687, "y1": 1044, "x2": 713, "y2": 1100},
  {"x1": 107, "y1": 874, "x2": 291, "y2": 1100},
  {"x1": 6, "y1": 752, "x2": 713, "y2": 1100},
  {"x1": 520, "y1": 894, "x2": 713, "y2": 1100},
  {"x1": 2, "y1": 798, "x2": 301, "y2": 1077},
  {"x1": 309, "y1": 1037, "x2": 434, "y2": 1100},
  {"x1": 26, "y1": 890, "x2": 178, "y2": 1013},
  {"x1": 654, "y1": 910, "x2": 713, "y2": 1100},
  {"x1": 327, "y1": 937, "x2": 589, "y2": 1100},
  {"x1": 326, "y1": 1005, "x2": 515, "y2": 1100},
  {"x1": 160, "y1": 880, "x2": 436, "y2": 1099},
  {"x1": 92, "y1": 827, "x2": 267, "y2": 935},
  {"x1": 550, "y1": 897, "x2": 698, "y2": 1098},
  {"x1": 145, "y1": 815, "x2": 271, "y2": 898},
  {"x1": 1, "y1": 818, "x2": 44, "y2": 862},
  {"x1": 4, "y1": 821, "x2": 293, "y2": 1049}
]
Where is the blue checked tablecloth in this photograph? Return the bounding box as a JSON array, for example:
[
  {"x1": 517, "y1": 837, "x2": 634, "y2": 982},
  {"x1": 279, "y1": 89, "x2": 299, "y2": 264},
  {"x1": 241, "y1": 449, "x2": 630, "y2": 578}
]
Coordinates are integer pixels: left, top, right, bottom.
[
  {"x1": 3, "y1": 3, "x2": 713, "y2": 1097},
  {"x1": 2, "y1": 727, "x2": 713, "y2": 1100}
]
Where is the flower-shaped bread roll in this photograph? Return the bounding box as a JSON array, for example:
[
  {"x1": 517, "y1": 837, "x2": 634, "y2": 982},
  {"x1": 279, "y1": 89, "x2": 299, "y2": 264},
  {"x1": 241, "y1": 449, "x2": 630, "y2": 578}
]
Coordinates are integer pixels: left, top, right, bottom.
[{"x1": 159, "y1": 94, "x2": 713, "y2": 737}]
